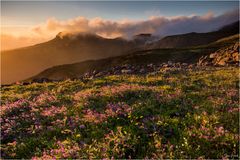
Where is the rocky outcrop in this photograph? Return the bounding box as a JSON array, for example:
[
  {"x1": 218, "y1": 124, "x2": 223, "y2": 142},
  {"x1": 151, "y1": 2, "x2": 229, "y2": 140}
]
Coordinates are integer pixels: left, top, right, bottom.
[{"x1": 198, "y1": 42, "x2": 239, "y2": 66}]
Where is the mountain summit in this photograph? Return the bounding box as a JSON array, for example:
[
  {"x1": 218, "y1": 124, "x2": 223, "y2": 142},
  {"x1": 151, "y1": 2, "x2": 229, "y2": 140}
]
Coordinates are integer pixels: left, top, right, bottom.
[{"x1": 1, "y1": 32, "x2": 137, "y2": 84}]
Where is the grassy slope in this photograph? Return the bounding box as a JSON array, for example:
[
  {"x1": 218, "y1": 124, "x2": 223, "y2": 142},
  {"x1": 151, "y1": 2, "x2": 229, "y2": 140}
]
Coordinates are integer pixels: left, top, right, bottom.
[
  {"x1": 148, "y1": 21, "x2": 239, "y2": 49},
  {"x1": 194, "y1": 34, "x2": 239, "y2": 49},
  {"x1": 1, "y1": 66, "x2": 239, "y2": 159}
]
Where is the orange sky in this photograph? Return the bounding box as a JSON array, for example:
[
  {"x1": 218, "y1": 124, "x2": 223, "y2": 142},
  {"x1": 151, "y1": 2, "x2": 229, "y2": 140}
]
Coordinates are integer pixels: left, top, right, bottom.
[
  {"x1": 1, "y1": 26, "x2": 51, "y2": 50},
  {"x1": 1, "y1": 8, "x2": 238, "y2": 51}
]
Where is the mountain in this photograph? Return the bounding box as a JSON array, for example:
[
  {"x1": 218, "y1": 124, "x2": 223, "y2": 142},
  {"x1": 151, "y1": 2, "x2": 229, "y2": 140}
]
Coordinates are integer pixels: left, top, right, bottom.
[
  {"x1": 133, "y1": 33, "x2": 159, "y2": 44},
  {"x1": 148, "y1": 21, "x2": 239, "y2": 49},
  {"x1": 1, "y1": 33, "x2": 140, "y2": 84},
  {"x1": 27, "y1": 33, "x2": 239, "y2": 82},
  {"x1": 1, "y1": 22, "x2": 238, "y2": 84}
]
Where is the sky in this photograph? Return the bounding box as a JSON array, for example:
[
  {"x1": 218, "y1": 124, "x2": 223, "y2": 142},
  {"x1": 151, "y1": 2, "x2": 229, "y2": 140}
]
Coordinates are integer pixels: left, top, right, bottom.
[{"x1": 1, "y1": 1, "x2": 239, "y2": 50}]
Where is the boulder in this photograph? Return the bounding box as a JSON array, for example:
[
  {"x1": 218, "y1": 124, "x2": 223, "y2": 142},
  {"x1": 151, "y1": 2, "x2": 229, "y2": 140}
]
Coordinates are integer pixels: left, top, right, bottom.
[
  {"x1": 121, "y1": 69, "x2": 132, "y2": 74},
  {"x1": 209, "y1": 53, "x2": 217, "y2": 58},
  {"x1": 167, "y1": 61, "x2": 173, "y2": 66},
  {"x1": 232, "y1": 52, "x2": 239, "y2": 61},
  {"x1": 198, "y1": 42, "x2": 239, "y2": 66}
]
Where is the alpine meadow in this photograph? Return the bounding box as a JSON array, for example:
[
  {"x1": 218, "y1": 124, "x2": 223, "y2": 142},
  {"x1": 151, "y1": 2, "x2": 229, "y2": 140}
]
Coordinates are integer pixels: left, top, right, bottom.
[{"x1": 1, "y1": 1, "x2": 239, "y2": 159}]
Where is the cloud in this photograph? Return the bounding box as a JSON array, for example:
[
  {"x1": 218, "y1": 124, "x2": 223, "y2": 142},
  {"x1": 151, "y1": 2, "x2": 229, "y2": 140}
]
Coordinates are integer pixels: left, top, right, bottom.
[
  {"x1": 1, "y1": 26, "x2": 50, "y2": 50},
  {"x1": 1, "y1": 9, "x2": 238, "y2": 50},
  {"x1": 31, "y1": 9, "x2": 238, "y2": 39},
  {"x1": 1, "y1": 34, "x2": 48, "y2": 51}
]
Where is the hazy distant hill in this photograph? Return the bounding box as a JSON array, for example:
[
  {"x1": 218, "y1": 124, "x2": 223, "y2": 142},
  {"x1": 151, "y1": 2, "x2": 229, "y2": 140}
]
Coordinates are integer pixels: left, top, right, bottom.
[
  {"x1": 1, "y1": 33, "x2": 140, "y2": 84},
  {"x1": 148, "y1": 21, "x2": 239, "y2": 49},
  {"x1": 1, "y1": 21, "x2": 238, "y2": 84},
  {"x1": 28, "y1": 33, "x2": 239, "y2": 82}
]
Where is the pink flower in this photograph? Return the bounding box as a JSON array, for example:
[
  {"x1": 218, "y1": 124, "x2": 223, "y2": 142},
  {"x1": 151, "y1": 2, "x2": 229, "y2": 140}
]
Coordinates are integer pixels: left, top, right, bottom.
[
  {"x1": 82, "y1": 102, "x2": 132, "y2": 123},
  {"x1": 41, "y1": 105, "x2": 66, "y2": 117},
  {"x1": 228, "y1": 107, "x2": 239, "y2": 113},
  {"x1": 215, "y1": 126, "x2": 225, "y2": 136},
  {"x1": 1, "y1": 99, "x2": 29, "y2": 115},
  {"x1": 80, "y1": 124, "x2": 85, "y2": 129}
]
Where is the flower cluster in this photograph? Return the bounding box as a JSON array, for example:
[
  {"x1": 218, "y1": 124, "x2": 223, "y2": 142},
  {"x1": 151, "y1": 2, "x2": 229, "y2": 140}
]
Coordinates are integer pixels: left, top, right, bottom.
[
  {"x1": 1, "y1": 99, "x2": 29, "y2": 116},
  {"x1": 1, "y1": 67, "x2": 239, "y2": 159},
  {"x1": 74, "y1": 83, "x2": 157, "y2": 101},
  {"x1": 41, "y1": 105, "x2": 67, "y2": 117},
  {"x1": 82, "y1": 102, "x2": 132, "y2": 123},
  {"x1": 32, "y1": 140, "x2": 81, "y2": 159},
  {"x1": 33, "y1": 92, "x2": 57, "y2": 106}
]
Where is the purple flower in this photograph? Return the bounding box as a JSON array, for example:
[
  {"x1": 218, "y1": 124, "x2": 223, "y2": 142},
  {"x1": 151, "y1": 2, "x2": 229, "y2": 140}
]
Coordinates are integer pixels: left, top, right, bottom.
[{"x1": 80, "y1": 124, "x2": 85, "y2": 129}]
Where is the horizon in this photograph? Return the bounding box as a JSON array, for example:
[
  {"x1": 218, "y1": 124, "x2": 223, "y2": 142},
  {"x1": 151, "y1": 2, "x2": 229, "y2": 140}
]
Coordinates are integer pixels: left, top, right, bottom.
[{"x1": 1, "y1": 1, "x2": 239, "y2": 50}]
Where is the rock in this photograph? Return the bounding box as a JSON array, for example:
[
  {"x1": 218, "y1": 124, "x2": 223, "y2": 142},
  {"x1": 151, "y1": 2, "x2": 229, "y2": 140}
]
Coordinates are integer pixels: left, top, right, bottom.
[
  {"x1": 198, "y1": 56, "x2": 209, "y2": 66},
  {"x1": 175, "y1": 62, "x2": 181, "y2": 68},
  {"x1": 22, "y1": 82, "x2": 30, "y2": 85},
  {"x1": 188, "y1": 64, "x2": 193, "y2": 68},
  {"x1": 84, "y1": 72, "x2": 90, "y2": 77},
  {"x1": 216, "y1": 59, "x2": 226, "y2": 66},
  {"x1": 234, "y1": 43, "x2": 239, "y2": 50},
  {"x1": 32, "y1": 78, "x2": 51, "y2": 83},
  {"x1": 161, "y1": 67, "x2": 171, "y2": 72},
  {"x1": 89, "y1": 76, "x2": 94, "y2": 80},
  {"x1": 121, "y1": 69, "x2": 132, "y2": 74},
  {"x1": 209, "y1": 53, "x2": 217, "y2": 58},
  {"x1": 148, "y1": 71, "x2": 158, "y2": 76},
  {"x1": 114, "y1": 70, "x2": 120, "y2": 75},
  {"x1": 122, "y1": 64, "x2": 130, "y2": 69},
  {"x1": 139, "y1": 68, "x2": 145, "y2": 74},
  {"x1": 15, "y1": 81, "x2": 21, "y2": 85},
  {"x1": 167, "y1": 61, "x2": 173, "y2": 66},
  {"x1": 147, "y1": 63, "x2": 153, "y2": 67},
  {"x1": 198, "y1": 42, "x2": 239, "y2": 66},
  {"x1": 232, "y1": 52, "x2": 239, "y2": 61},
  {"x1": 162, "y1": 64, "x2": 169, "y2": 68}
]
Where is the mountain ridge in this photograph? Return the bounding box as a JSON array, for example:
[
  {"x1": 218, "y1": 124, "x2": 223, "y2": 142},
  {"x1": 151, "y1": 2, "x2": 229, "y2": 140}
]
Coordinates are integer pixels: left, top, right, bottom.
[
  {"x1": 26, "y1": 33, "x2": 239, "y2": 83},
  {"x1": 148, "y1": 21, "x2": 239, "y2": 49},
  {"x1": 1, "y1": 21, "x2": 239, "y2": 84}
]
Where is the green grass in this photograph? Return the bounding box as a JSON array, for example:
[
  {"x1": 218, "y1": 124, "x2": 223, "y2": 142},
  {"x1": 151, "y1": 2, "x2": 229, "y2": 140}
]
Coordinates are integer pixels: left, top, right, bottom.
[{"x1": 1, "y1": 66, "x2": 239, "y2": 159}]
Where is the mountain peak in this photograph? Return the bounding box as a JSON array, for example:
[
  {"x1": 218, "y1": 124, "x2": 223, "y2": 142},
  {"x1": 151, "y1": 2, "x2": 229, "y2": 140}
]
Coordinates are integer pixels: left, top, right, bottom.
[
  {"x1": 133, "y1": 33, "x2": 160, "y2": 45},
  {"x1": 55, "y1": 31, "x2": 102, "y2": 40},
  {"x1": 134, "y1": 33, "x2": 152, "y2": 38}
]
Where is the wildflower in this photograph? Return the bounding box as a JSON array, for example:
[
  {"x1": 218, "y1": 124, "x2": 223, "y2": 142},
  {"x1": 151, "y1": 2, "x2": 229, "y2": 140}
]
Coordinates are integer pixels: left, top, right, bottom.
[
  {"x1": 41, "y1": 105, "x2": 66, "y2": 117},
  {"x1": 80, "y1": 124, "x2": 85, "y2": 129},
  {"x1": 228, "y1": 107, "x2": 239, "y2": 113},
  {"x1": 215, "y1": 126, "x2": 225, "y2": 136}
]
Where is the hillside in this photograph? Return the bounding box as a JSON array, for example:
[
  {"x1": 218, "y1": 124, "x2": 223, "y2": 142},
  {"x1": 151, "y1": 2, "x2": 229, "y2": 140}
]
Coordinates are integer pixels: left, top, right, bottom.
[
  {"x1": 1, "y1": 1, "x2": 239, "y2": 159},
  {"x1": 27, "y1": 34, "x2": 239, "y2": 82},
  {"x1": 26, "y1": 48, "x2": 202, "y2": 82},
  {"x1": 1, "y1": 21, "x2": 238, "y2": 85},
  {"x1": 1, "y1": 33, "x2": 140, "y2": 84},
  {"x1": 1, "y1": 31, "x2": 239, "y2": 160},
  {"x1": 1, "y1": 66, "x2": 239, "y2": 159},
  {"x1": 148, "y1": 21, "x2": 239, "y2": 49}
]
